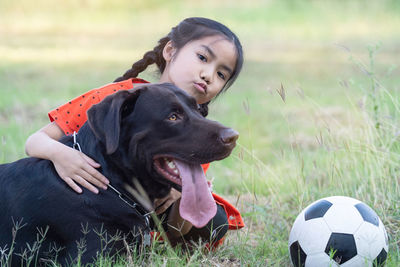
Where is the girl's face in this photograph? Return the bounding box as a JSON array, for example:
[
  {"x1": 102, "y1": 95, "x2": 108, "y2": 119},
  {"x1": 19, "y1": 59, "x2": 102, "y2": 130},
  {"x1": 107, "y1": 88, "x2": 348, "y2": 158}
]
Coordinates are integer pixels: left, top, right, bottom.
[{"x1": 159, "y1": 35, "x2": 237, "y2": 104}]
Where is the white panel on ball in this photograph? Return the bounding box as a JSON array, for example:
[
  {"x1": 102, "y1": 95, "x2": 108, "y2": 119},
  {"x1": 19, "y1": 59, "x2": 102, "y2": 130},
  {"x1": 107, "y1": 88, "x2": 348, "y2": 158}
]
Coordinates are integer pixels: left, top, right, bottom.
[
  {"x1": 324, "y1": 196, "x2": 361, "y2": 206},
  {"x1": 323, "y1": 204, "x2": 363, "y2": 233},
  {"x1": 339, "y1": 254, "x2": 372, "y2": 267},
  {"x1": 354, "y1": 222, "x2": 386, "y2": 260},
  {"x1": 297, "y1": 217, "x2": 331, "y2": 255},
  {"x1": 305, "y1": 252, "x2": 338, "y2": 267},
  {"x1": 379, "y1": 218, "x2": 389, "y2": 250}
]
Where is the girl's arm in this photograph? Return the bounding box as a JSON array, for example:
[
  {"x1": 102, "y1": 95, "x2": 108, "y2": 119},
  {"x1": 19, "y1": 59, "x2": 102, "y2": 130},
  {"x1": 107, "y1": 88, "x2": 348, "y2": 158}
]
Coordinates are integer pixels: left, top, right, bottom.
[{"x1": 25, "y1": 122, "x2": 109, "y2": 194}]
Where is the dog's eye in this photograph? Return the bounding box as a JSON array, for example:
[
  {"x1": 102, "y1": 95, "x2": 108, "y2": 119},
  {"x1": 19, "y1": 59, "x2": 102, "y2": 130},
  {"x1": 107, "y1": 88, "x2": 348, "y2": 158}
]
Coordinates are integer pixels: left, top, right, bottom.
[{"x1": 168, "y1": 114, "x2": 178, "y2": 121}]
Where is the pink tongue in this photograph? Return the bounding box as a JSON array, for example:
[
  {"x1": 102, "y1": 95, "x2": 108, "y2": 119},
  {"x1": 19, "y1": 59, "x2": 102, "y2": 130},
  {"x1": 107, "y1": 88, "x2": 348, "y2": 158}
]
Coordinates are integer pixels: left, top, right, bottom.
[{"x1": 174, "y1": 159, "x2": 217, "y2": 228}]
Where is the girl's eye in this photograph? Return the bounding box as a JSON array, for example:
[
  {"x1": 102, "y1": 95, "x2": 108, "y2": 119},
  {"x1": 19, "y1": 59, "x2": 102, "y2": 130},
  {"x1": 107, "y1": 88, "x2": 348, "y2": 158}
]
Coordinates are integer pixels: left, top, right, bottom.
[
  {"x1": 218, "y1": 72, "x2": 226, "y2": 80},
  {"x1": 198, "y1": 54, "x2": 207, "y2": 62},
  {"x1": 168, "y1": 114, "x2": 178, "y2": 121}
]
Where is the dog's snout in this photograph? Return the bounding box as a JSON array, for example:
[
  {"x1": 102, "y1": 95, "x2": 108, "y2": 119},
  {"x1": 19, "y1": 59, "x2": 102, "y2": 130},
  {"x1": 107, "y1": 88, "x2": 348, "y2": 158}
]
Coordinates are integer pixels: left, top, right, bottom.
[{"x1": 220, "y1": 128, "x2": 239, "y2": 145}]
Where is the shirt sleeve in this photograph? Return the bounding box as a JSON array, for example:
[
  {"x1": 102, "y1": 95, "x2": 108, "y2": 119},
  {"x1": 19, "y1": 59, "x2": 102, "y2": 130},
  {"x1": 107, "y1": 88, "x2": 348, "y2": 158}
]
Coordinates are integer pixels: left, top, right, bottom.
[
  {"x1": 48, "y1": 79, "x2": 138, "y2": 135},
  {"x1": 48, "y1": 88, "x2": 101, "y2": 135}
]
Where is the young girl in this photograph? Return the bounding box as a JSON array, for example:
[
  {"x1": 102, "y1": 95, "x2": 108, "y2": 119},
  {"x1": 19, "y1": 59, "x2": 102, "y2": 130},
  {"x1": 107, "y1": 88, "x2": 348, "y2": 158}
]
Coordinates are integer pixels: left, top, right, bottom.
[{"x1": 25, "y1": 17, "x2": 244, "y2": 248}]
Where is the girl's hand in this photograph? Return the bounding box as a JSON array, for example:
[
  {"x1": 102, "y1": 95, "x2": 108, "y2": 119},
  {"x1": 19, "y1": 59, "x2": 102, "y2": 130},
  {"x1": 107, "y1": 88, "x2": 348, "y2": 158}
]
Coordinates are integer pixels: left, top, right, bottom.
[
  {"x1": 51, "y1": 145, "x2": 109, "y2": 194},
  {"x1": 25, "y1": 122, "x2": 109, "y2": 194},
  {"x1": 154, "y1": 188, "x2": 181, "y2": 215}
]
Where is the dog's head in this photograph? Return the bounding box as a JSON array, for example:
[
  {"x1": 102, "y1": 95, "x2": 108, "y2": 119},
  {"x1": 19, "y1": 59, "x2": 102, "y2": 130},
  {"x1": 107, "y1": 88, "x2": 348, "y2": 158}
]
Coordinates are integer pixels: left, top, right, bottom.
[{"x1": 87, "y1": 83, "x2": 238, "y2": 227}]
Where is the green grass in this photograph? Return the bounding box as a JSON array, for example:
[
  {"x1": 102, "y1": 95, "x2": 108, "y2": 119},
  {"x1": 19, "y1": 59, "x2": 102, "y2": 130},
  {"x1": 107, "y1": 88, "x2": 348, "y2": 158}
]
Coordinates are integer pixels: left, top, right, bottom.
[{"x1": 1, "y1": 0, "x2": 399, "y2": 266}]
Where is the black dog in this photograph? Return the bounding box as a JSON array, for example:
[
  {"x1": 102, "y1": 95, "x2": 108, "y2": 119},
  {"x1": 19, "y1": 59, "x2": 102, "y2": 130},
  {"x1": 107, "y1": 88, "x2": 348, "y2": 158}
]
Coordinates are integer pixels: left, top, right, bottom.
[{"x1": 0, "y1": 83, "x2": 238, "y2": 265}]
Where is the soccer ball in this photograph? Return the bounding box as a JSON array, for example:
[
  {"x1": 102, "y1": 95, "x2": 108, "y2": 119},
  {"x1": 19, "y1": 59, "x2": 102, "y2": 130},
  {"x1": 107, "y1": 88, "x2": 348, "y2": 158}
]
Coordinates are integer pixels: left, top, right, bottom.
[{"x1": 289, "y1": 196, "x2": 389, "y2": 267}]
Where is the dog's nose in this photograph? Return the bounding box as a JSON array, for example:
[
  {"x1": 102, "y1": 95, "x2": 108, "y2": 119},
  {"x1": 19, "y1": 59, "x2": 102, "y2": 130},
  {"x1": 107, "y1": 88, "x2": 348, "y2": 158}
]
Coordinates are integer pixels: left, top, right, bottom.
[{"x1": 220, "y1": 128, "x2": 239, "y2": 145}]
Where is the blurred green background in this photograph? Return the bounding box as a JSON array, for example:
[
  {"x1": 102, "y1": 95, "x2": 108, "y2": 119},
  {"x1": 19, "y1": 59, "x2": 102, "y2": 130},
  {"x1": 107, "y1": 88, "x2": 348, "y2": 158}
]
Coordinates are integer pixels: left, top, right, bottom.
[{"x1": 1, "y1": 0, "x2": 399, "y2": 265}]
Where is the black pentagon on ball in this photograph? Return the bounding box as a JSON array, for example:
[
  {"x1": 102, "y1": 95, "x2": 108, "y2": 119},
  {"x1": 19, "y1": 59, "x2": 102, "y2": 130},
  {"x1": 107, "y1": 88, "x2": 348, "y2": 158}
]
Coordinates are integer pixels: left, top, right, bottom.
[
  {"x1": 373, "y1": 248, "x2": 387, "y2": 267},
  {"x1": 324, "y1": 233, "x2": 357, "y2": 264},
  {"x1": 355, "y1": 202, "x2": 379, "y2": 226},
  {"x1": 290, "y1": 241, "x2": 307, "y2": 267},
  {"x1": 305, "y1": 199, "x2": 333, "y2": 221}
]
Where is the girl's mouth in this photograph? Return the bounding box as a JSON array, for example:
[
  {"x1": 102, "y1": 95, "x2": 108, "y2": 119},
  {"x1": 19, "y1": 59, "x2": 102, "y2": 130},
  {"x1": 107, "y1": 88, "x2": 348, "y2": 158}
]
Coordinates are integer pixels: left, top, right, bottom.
[{"x1": 194, "y1": 83, "x2": 207, "y2": 94}]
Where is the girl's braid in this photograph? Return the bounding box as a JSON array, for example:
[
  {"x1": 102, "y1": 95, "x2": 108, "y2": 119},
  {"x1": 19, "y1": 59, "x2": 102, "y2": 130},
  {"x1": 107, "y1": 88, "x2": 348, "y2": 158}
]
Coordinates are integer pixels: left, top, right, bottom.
[{"x1": 114, "y1": 37, "x2": 170, "y2": 82}]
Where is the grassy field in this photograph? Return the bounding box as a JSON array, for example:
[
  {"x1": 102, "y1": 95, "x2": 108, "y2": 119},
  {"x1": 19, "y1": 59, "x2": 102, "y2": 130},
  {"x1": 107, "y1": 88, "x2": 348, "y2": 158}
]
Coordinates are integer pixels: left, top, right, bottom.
[{"x1": 1, "y1": 0, "x2": 399, "y2": 266}]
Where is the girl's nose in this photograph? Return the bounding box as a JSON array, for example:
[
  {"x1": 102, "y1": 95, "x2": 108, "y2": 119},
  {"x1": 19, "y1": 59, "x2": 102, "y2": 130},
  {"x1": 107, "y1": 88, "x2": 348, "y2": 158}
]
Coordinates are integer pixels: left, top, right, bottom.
[
  {"x1": 201, "y1": 75, "x2": 210, "y2": 84},
  {"x1": 200, "y1": 67, "x2": 214, "y2": 85}
]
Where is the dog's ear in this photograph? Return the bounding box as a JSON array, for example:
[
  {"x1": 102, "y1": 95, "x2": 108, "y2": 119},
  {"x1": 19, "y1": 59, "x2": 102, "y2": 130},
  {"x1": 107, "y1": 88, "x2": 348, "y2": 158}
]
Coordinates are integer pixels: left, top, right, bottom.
[{"x1": 87, "y1": 87, "x2": 145, "y2": 154}]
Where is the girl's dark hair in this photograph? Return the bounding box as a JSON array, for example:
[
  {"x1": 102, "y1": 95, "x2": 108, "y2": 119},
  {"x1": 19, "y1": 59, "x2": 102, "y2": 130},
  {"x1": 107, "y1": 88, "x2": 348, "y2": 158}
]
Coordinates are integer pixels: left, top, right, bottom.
[{"x1": 114, "y1": 17, "x2": 243, "y2": 117}]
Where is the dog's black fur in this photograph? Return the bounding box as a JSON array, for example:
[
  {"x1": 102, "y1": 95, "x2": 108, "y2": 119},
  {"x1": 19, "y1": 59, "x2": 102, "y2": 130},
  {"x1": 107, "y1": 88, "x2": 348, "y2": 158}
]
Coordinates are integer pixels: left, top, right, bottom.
[{"x1": 0, "y1": 83, "x2": 238, "y2": 265}]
